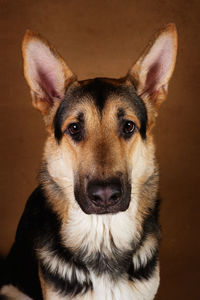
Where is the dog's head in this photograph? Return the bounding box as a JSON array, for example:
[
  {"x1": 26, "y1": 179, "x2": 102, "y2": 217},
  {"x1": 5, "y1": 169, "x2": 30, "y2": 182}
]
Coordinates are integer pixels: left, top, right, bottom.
[{"x1": 22, "y1": 25, "x2": 177, "y2": 215}]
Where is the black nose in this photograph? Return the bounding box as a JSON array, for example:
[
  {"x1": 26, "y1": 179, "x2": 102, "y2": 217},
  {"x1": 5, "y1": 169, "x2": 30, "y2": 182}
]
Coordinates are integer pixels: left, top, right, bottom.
[{"x1": 87, "y1": 180, "x2": 122, "y2": 207}]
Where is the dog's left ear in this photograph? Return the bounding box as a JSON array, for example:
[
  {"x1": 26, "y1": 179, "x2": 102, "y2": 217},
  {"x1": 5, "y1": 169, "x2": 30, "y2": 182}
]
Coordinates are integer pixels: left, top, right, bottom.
[
  {"x1": 127, "y1": 23, "x2": 177, "y2": 110},
  {"x1": 22, "y1": 30, "x2": 76, "y2": 115}
]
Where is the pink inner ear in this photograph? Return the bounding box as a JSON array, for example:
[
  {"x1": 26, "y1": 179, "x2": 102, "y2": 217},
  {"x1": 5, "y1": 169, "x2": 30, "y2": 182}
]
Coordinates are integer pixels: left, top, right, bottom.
[
  {"x1": 37, "y1": 65, "x2": 61, "y2": 100},
  {"x1": 27, "y1": 41, "x2": 64, "y2": 102},
  {"x1": 145, "y1": 61, "x2": 161, "y2": 94},
  {"x1": 143, "y1": 38, "x2": 174, "y2": 95}
]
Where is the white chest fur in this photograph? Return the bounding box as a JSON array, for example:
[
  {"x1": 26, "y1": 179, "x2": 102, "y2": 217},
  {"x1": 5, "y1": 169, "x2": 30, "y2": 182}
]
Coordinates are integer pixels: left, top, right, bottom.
[
  {"x1": 42, "y1": 268, "x2": 159, "y2": 300},
  {"x1": 80, "y1": 270, "x2": 159, "y2": 300},
  {"x1": 38, "y1": 203, "x2": 160, "y2": 300}
]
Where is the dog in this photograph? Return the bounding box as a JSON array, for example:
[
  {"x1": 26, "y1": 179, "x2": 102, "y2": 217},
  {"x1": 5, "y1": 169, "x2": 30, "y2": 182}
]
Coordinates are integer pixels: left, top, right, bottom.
[{"x1": 0, "y1": 24, "x2": 177, "y2": 300}]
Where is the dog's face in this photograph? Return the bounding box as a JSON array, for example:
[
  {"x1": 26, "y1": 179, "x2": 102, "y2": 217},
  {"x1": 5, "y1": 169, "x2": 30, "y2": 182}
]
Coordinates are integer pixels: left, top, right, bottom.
[
  {"x1": 53, "y1": 78, "x2": 148, "y2": 214},
  {"x1": 22, "y1": 25, "x2": 177, "y2": 215}
]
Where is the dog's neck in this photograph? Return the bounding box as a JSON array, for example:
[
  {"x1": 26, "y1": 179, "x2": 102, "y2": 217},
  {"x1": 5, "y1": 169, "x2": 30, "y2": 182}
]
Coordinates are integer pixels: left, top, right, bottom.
[
  {"x1": 38, "y1": 162, "x2": 160, "y2": 284},
  {"x1": 40, "y1": 161, "x2": 160, "y2": 252}
]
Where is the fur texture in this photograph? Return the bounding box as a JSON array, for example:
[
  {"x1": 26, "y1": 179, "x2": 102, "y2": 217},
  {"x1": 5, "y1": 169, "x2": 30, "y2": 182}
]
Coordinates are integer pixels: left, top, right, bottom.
[{"x1": 0, "y1": 24, "x2": 177, "y2": 300}]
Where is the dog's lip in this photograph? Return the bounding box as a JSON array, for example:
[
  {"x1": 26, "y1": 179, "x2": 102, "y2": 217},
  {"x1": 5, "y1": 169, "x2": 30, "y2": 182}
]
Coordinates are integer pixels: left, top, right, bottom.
[
  {"x1": 90, "y1": 202, "x2": 119, "y2": 214},
  {"x1": 80, "y1": 196, "x2": 130, "y2": 215},
  {"x1": 83, "y1": 207, "x2": 121, "y2": 215}
]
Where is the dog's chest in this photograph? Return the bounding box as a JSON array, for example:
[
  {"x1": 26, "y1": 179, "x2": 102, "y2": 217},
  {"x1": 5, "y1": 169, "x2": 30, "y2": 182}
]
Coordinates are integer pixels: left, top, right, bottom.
[
  {"x1": 50, "y1": 209, "x2": 158, "y2": 299},
  {"x1": 63, "y1": 271, "x2": 159, "y2": 300},
  {"x1": 39, "y1": 243, "x2": 159, "y2": 300},
  {"x1": 83, "y1": 274, "x2": 137, "y2": 300},
  {"x1": 38, "y1": 204, "x2": 160, "y2": 300}
]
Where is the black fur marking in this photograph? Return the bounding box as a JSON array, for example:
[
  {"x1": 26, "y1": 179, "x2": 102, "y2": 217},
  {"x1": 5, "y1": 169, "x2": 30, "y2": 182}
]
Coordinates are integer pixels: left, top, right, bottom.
[
  {"x1": 128, "y1": 194, "x2": 160, "y2": 281},
  {"x1": 1, "y1": 187, "x2": 45, "y2": 300},
  {"x1": 38, "y1": 170, "x2": 94, "y2": 296},
  {"x1": 38, "y1": 217, "x2": 93, "y2": 297},
  {"x1": 128, "y1": 250, "x2": 159, "y2": 281},
  {"x1": 133, "y1": 197, "x2": 161, "y2": 257},
  {"x1": 117, "y1": 108, "x2": 125, "y2": 120},
  {"x1": 54, "y1": 78, "x2": 147, "y2": 142},
  {"x1": 79, "y1": 247, "x2": 133, "y2": 280},
  {"x1": 40, "y1": 261, "x2": 92, "y2": 297},
  {"x1": 142, "y1": 197, "x2": 161, "y2": 241},
  {"x1": 78, "y1": 79, "x2": 147, "y2": 139},
  {"x1": 54, "y1": 88, "x2": 82, "y2": 143},
  {"x1": 78, "y1": 78, "x2": 113, "y2": 112},
  {"x1": 0, "y1": 296, "x2": 9, "y2": 300},
  {"x1": 2, "y1": 185, "x2": 92, "y2": 298}
]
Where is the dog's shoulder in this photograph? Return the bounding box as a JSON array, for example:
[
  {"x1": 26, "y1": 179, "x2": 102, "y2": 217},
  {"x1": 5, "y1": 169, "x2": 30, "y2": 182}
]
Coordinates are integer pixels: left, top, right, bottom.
[
  {"x1": 15, "y1": 186, "x2": 60, "y2": 243},
  {"x1": 15, "y1": 186, "x2": 46, "y2": 240},
  {"x1": 1, "y1": 187, "x2": 47, "y2": 299}
]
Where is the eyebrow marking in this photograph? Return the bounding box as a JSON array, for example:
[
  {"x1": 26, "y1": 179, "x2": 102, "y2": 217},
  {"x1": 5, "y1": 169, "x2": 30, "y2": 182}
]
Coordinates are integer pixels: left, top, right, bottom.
[
  {"x1": 117, "y1": 108, "x2": 125, "y2": 119},
  {"x1": 77, "y1": 112, "x2": 84, "y2": 122}
]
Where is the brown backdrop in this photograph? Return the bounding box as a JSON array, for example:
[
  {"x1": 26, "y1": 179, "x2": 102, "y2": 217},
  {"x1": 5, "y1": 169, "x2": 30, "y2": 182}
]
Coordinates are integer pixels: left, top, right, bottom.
[{"x1": 0, "y1": 0, "x2": 200, "y2": 299}]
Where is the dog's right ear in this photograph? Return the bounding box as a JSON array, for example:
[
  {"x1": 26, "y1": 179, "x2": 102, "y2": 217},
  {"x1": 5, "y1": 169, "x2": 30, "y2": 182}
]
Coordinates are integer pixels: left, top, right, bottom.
[{"x1": 22, "y1": 30, "x2": 76, "y2": 115}]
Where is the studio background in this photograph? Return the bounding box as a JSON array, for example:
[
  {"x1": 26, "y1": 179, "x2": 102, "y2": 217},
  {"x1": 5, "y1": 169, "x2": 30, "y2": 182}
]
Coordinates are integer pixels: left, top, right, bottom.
[{"x1": 0, "y1": 0, "x2": 199, "y2": 299}]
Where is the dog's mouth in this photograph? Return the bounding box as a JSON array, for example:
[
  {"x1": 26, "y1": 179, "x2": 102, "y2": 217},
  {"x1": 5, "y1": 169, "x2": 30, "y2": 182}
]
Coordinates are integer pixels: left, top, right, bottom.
[{"x1": 74, "y1": 177, "x2": 131, "y2": 215}]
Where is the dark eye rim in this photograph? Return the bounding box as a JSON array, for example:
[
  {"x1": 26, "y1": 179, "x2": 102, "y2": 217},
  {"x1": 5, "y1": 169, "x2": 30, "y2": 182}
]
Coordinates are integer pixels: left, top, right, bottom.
[
  {"x1": 122, "y1": 120, "x2": 137, "y2": 137},
  {"x1": 67, "y1": 122, "x2": 81, "y2": 135},
  {"x1": 65, "y1": 122, "x2": 83, "y2": 141}
]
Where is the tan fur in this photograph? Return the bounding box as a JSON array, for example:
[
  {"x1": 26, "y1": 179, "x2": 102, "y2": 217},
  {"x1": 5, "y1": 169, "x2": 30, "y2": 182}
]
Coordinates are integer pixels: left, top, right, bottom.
[
  {"x1": 38, "y1": 270, "x2": 65, "y2": 300},
  {"x1": 39, "y1": 267, "x2": 48, "y2": 300},
  {"x1": 39, "y1": 82, "x2": 159, "y2": 255},
  {"x1": 19, "y1": 24, "x2": 178, "y2": 300}
]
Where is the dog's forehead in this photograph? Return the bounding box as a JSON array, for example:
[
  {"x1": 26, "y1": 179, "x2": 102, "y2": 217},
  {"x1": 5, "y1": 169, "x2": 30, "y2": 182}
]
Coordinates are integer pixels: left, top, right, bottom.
[
  {"x1": 77, "y1": 78, "x2": 130, "y2": 112},
  {"x1": 72, "y1": 78, "x2": 144, "y2": 113},
  {"x1": 54, "y1": 78, "x2": 147, "y2": 140},
  {"x1": 65, "y1": 78, "x2": 146, "y2": 119}
]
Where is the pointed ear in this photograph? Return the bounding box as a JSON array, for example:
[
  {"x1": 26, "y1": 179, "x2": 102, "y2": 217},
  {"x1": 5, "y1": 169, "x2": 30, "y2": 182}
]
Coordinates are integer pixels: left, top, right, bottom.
[
  {"x1": 128, "y1": 23, "x2": 177, "y2": 109},
  {"x1": 22, "y1": 30, "x2": 76, "y2": 115}
]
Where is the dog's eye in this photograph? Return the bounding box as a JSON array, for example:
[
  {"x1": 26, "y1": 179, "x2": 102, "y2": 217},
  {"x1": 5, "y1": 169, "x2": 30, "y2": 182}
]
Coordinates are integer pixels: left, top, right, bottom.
[
  {"x1": 68, "y1": 122, "x2": 81, "y2": 135},
  {"x1": 122, "y1": 121, "x2": 136, "y2": 136},
  {"x1": 66, "y1": 121, "x2": 84, "y2": 142}
]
